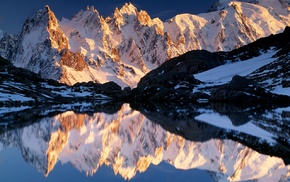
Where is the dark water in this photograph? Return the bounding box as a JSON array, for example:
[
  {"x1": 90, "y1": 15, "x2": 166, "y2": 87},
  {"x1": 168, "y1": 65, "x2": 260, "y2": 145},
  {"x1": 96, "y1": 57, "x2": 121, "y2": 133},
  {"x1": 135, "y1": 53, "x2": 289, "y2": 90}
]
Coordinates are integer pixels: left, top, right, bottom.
[{"x1": 0, "y1": 103, "x2": 289, "y2": 182}]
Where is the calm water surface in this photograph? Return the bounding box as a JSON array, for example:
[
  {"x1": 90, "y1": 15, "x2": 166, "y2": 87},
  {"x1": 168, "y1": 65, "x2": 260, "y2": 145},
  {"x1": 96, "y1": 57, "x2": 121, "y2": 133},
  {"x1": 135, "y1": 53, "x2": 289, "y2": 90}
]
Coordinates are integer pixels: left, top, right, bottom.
[
  {"x1": 0, "y1": 147, "x2": 213, "y2": 182},
  {"x1": 0, "y1": 103, "x2": 289, "y2": 182}
]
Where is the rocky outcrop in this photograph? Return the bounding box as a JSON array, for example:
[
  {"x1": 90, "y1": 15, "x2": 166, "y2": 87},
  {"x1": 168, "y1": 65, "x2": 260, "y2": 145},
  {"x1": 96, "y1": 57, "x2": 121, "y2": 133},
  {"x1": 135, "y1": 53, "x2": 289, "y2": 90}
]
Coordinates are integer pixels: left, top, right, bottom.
[
  {"x1": 245, "y1": 27, "x2": 290, "y2": 91},
  {"x1": 131, "y1": 50, "x2": 222, "y2": 103},
  {"x1": 210, "y1": 75, "x2": 290, "y2": 105}
]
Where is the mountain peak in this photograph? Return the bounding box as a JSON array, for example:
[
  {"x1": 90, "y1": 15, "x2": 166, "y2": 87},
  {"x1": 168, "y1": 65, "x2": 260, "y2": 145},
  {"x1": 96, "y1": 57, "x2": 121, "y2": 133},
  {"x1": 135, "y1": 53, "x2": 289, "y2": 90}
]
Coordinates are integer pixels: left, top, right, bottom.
[
  {"x1": 20, "y1": 5, "x2": 59, "y2": 35},
  {"x1": 111, "y1": 3, "x2": 141, "y2": 27},
  {"x1": 137, "y1": 10, "x2": 153, "y2": 26},
  {"x1": 67, "y1": 6, "x2": 102, "y2": 32},
  {"x1": 12, "y1": 5, "x2": 68, "y2": 78},
  {"x1": 119, "y1": 3, "x2": 138, "y2": 15},
  {"x1": 31, "y1": 6, "x2": 67, "y2": 50},
  {"x1": 45, "y1": 5, "x2": 51, "y2": 12},
  {"x1": 113, "y1": 7, "x2": 122, "y2": 19},
  {"x1": 86, "y1": 5, "x2": 99, "y2": 13}
]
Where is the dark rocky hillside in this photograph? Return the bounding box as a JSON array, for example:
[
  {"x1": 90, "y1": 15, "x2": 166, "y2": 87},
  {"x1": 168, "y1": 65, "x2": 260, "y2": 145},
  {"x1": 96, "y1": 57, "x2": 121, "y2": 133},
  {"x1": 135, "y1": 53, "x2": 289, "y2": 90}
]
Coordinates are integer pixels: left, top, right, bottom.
[{"x1": 130, "y1": 26, "x2": 290, "y2": 106}]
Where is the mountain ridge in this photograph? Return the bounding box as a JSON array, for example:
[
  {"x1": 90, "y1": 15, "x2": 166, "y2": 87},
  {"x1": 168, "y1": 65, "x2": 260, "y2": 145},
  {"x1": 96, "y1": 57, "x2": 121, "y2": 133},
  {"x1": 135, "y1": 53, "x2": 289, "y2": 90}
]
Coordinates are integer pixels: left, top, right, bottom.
[
  {"x1": 0, "y1": 0, "x2": 289, "y2": 87},
  {"x1": 0, "y1": 26, "x2": 289, "y2": 107}
]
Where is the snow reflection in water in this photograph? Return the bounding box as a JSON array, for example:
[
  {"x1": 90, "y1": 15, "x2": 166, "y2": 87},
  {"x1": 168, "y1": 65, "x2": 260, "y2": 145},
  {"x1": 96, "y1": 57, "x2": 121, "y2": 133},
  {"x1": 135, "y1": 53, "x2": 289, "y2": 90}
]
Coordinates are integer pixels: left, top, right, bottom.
[{"x1": 0, "y1": 103, "x2": 289, "y2": 182}]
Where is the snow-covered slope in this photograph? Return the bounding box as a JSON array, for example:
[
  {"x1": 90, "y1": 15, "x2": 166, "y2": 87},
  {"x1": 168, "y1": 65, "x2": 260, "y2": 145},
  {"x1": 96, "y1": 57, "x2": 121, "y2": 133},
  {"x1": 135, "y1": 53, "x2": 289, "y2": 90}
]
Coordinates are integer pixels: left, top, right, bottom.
[
  {"x1": 194, "y1": 48, "x2": 290, "y2": 96},
  {"x1": 0, "y1": 104, "x2": 289, "y2": 181},
  {"x1": 0, "y1": 0, "x2": 289, "y2": 87},
  {"x1": 193, "y1": 48, "x2": 290, "y2": 96},
  {"x1": 195, "y1": 50, "x2": 277, "y2": 84}
]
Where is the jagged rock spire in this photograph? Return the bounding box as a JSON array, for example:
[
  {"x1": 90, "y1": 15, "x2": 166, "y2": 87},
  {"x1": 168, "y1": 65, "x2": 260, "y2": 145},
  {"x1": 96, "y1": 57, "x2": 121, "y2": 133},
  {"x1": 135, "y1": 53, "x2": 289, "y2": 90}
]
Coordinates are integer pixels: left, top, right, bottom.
[
  {"x1": 20, "y1": 5, "x2": 58, "y2": 34},
  {"x1": 119, "y1": 2, "x2": 138, "y2": 15}
]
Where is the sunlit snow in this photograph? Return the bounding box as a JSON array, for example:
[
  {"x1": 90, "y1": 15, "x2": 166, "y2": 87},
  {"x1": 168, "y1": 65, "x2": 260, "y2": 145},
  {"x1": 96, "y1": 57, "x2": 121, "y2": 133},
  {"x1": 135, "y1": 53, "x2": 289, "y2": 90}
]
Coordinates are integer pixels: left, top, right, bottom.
[{"x1": 194, "y1": 50, "x2": 277, "y2": 85}]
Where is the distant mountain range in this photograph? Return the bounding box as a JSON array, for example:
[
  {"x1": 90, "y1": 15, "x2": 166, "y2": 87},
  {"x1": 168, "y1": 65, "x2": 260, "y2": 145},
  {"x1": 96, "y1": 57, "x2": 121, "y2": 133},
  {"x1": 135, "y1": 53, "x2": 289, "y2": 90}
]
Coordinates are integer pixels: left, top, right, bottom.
[{"x1": 0, "y1": 0, "x2": 289, "y2": 87}]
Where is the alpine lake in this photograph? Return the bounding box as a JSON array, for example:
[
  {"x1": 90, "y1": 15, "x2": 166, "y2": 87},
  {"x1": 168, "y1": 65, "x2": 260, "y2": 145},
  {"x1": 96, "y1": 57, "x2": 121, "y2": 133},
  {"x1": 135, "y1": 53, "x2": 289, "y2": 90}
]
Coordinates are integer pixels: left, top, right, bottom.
[{"x1": 0, "y1": 101, "x2": 289, "y2": 182}]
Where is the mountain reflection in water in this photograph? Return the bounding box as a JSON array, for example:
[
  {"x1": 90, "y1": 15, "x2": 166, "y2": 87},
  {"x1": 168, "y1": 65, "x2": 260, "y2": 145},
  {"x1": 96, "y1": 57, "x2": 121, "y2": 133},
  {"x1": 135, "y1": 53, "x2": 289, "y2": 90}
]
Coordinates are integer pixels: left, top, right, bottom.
[{"x1": 0, "y1": 103, "x2": 289, "y2": 181}]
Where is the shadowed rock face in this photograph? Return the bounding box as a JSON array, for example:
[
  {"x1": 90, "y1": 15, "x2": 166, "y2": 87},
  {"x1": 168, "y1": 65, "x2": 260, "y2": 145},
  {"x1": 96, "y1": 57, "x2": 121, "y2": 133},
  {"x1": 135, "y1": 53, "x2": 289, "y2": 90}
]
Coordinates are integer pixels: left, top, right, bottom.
[
  {"x1": 137, "y1": 50, "x2": 223, "y2": 89},
  {"x1": 210, "y1": 75, "x2": 290, "y2": 105},
  {"x1": 130, "y1": 50, "x2": 222, "y2": 102}
]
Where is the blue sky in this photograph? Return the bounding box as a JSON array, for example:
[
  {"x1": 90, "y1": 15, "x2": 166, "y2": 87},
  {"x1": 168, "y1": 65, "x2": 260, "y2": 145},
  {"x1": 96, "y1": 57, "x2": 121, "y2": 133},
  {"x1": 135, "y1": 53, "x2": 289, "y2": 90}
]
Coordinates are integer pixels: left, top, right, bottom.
[{"x1": 0, "y1": 0, "x2": 216, "y2": 34}]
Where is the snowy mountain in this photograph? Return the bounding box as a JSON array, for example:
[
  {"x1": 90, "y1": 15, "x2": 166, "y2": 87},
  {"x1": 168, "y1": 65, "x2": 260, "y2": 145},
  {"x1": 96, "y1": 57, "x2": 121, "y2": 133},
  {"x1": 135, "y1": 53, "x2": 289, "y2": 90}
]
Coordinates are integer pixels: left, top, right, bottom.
[
  {"x1": 11, "y1": 6, "x2": 80, "y2": 82},
  {"x1": 0, "y1": 0, "x2": 289, "y2": 87},
  {"x1": 132, "y1": 26, "x2": 290, "y2": 107},
  {"x1": 0, "y1": 104, "x2": 289, "y2": 181}
]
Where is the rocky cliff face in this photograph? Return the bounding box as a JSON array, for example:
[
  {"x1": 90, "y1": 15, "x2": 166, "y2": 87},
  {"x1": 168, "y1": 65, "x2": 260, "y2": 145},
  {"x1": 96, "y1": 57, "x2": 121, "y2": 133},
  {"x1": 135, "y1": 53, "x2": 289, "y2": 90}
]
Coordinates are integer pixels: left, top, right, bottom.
[
  {"x1": 1, "y1": 6, "x2": 88, "y2": 84},
  {"x1": 0, "y1": 0, "x2": 289, "y2": 87},
  {"x1": 12, "y1": 6, "x2": 63, "y2": 80}
]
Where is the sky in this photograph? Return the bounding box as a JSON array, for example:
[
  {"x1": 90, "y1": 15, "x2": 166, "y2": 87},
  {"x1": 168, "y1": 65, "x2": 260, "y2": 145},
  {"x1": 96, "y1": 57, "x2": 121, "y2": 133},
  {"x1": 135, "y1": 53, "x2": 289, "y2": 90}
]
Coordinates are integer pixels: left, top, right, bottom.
[{"x1": 0, "y1": 0, "x2": 217, "y2": 34}]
